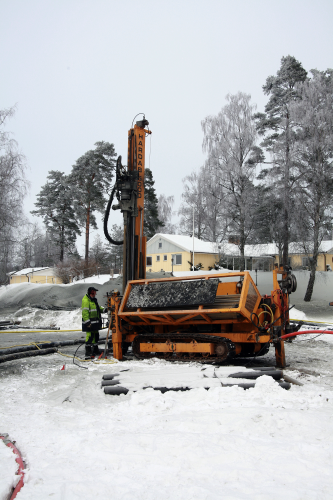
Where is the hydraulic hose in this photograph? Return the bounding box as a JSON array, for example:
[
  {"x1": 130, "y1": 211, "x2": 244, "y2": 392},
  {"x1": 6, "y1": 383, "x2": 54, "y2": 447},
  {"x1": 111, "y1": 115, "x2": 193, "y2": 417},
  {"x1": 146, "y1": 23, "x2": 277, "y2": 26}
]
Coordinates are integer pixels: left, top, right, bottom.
[
  {"x1": 0, "y1": 329, "x2": 82, "y2": 334},
  {"x1": 104, "y1": 184, "x2": 123, "y2": 245},
  {"x1": 104, "y1": 155, "x2": 124, "y2": 245},
  {"x1": 281, "y1": 329, "x2": 333, "y2": 340},
  {"x1": 0, "y1": 340, "x2": 83, "y2": 356},
  {"x1": 0, "y1": 348, "x2": 57, "y2": 364}
]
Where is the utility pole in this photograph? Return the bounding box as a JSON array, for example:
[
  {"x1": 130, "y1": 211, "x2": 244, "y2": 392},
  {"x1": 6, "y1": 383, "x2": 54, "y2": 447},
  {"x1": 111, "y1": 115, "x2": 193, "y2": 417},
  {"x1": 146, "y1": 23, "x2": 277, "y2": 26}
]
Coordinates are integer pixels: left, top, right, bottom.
[{"x1": 192, "y1": 206, "x2": 195, "y2": 271}]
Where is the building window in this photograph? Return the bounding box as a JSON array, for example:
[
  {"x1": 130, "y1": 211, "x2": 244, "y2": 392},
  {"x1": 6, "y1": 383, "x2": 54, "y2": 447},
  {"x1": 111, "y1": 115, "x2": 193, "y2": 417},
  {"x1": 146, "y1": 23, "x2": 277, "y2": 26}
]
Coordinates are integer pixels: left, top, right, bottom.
[
  {"x1": 164, "y1": 255, "x2": 167, "y2": 261},
  {"x1": 158, "y1": 242, "x2": 162, "y2": 248},
  {"x1": 146, "y1": 256, "x2": 152, "y2": 266},
  {"x1": 302, "y1": 257, "x2": 310, "y2": 267},
  {"x1": 156, "y1": 255, "x2": 160, "y2": 262},
  {"x1": 175, "y1": 254, "x2": 182, "y2": 265}
]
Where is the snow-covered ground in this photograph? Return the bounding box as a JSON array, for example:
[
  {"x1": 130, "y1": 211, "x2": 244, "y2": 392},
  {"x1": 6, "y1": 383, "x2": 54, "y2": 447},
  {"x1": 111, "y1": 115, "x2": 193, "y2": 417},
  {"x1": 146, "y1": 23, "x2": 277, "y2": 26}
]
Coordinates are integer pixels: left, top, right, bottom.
[
  {"x1": 69, "y1": 274, "x2": 120, "y2": 285},
  {"x1": 1, "y1": 350, "x2": 333, "y2": 499},
  {"x1": 0, "y1": 438, "x2": 20, "y2": 499},
  {"x1": 1, "y1": 313, "x2": 333, "y2": 499},
  {"x1": 1, "y1": 273, "x2": 333, "y2": 499}
]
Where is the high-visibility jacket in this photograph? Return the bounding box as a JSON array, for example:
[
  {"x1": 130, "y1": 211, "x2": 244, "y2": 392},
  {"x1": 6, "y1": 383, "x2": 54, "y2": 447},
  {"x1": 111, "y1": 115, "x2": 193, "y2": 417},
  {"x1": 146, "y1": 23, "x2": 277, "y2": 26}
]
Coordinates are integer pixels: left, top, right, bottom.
[{"x1": 82, "y1": 294, "x2": 104, "y2": 331}]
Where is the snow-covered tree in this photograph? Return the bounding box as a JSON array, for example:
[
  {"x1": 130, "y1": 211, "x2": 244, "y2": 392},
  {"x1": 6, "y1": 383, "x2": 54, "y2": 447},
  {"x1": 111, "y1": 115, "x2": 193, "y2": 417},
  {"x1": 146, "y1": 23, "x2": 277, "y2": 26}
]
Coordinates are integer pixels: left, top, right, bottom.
[
  {"x1": 179, "y1": 170, "x2": 206, "y2": 239},
  {"x1": 69, "y1": 141, "x2": 117, "y2": 263},
  {"x1": 158, "y1": 194, "x2": 177, "y2": 234},
  {"x1": 255, "y1": 56, "x2": 307, "y2": 266},
  {"x1": 202, "y1": 92, "x2": 261, "y2": 270},
  {"x1": 179, "y1": 165, "x2": 226, "y2": 242},
  {"x1": 0, "y1": 106, "x2": 28, "y2": 283},
  {"x1": 90, "y1": 234, "x2": 110, "y2": 268},
  {"x1": 31, "y1": 170, "x2": 81, "y2": 261},
  {"x1": 291, "y1": 69, "x2": 333, "y2": 300},
  {"x1": 144, "y1": 168, "x2": 164, "y2": 239},
  {"x1": 105, "y1": 224, "x2": 124, "y2": 272}
]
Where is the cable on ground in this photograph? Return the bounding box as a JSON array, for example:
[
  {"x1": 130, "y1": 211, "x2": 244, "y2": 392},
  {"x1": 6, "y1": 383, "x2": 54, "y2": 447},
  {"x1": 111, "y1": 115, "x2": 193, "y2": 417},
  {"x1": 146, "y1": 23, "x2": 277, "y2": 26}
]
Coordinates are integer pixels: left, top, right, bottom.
[
  {"x1": 0, "y1": 434, "x2": 25, "y2": 499},
  {"x1": 281, "y1": 330, "x2": 333, "y2": 340}
]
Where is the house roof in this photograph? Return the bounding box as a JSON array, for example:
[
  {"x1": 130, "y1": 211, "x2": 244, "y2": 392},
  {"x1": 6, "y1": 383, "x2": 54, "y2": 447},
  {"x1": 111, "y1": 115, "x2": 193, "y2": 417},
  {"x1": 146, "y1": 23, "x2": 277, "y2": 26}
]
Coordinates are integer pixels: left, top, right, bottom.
[
  {"x1": 219, "y1": 242, "x2": 279, "y2": 257},
  {"x1": 148, "y1": 235, "x2": 333, "y2": 257},
  {"x1": 148, "y1": 234, "x2": 218, "y2": 254},
  {"x1": 7, "y1": 267, "x2": 50, "y2": 277}
]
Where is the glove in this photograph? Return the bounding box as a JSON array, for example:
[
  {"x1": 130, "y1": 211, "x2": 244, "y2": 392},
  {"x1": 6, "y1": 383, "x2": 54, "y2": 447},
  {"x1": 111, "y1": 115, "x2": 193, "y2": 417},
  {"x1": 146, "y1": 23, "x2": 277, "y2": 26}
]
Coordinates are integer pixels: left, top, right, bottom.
[
  {"x1": 86, "y1": 321, "x2": 91, "y2": 329},
  {"x1": 103, "y1": 307, "x2": 108, "y2": 313}
]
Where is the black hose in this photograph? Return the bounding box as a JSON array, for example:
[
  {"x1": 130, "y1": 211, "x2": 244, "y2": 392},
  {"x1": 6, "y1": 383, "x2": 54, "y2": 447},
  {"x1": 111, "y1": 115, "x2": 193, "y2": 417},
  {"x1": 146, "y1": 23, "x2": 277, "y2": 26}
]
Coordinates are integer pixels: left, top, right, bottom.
[
  {"x1": 0, "y1": 339, "x2": 83, "y2": 356},
  {"x1": 104, "y1": 155, "x2": 124, "y2": 246},
  {"x1": 104, "y1": 184, "x2": 123, "y2": 245},
  {"x1": 228, "y1": 370, "x2": 283, "y2": 380},
  {"x1": 0, "y1": 348, "x2": 57, "y2": 364},
  {"x1": 72, "y1": 343, "x2": 88, "y2": 370}
]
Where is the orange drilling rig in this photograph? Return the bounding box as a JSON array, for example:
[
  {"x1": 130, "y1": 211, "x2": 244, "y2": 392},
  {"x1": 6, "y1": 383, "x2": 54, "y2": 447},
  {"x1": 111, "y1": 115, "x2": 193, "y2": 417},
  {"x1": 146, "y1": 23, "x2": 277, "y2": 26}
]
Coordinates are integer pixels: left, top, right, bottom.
[{"x1": 104, "y1": 116, "x2": 298, "y2": 368}]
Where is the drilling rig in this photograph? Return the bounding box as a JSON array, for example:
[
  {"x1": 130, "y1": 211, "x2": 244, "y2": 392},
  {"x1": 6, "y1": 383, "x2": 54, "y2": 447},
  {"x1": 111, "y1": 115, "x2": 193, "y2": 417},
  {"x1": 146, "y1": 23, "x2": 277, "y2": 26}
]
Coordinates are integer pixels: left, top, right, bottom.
[{"x1": 104, "y1": 116, "x2": 298, "y2": 368}]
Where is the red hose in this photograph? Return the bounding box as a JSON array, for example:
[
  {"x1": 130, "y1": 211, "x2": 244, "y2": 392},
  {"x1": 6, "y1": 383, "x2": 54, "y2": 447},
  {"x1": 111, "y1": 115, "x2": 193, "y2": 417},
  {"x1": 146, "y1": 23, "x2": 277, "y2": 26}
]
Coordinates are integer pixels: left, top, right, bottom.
[
  {"x1": 281, "y1": 329, "x2": 333, "y2": 339},
  {"x1": 0, "y1": 436, "x2": 25, "y2": 499}
]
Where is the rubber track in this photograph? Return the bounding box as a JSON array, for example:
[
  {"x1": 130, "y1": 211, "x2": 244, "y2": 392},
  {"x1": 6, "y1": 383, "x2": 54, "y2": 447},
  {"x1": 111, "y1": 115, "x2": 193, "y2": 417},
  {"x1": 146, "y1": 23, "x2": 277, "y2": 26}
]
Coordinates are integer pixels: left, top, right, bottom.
[{"x1": 132, "y1": 333, "x2": 235, "y2": 363}]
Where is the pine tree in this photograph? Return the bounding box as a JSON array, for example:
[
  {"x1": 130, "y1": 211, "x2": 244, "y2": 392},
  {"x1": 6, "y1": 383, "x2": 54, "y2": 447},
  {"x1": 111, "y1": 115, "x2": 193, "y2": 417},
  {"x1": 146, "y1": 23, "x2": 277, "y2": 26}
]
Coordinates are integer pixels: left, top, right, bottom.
[
  {"x1": 144, "y1": 168, "x2": 164, "y2": 239},
  {"x1": 255, "y1": 56, "x2": 307, "y2": 266},
  {"x1": 68, "y1": 141, "x2": 117, "y2": 263},
  {"x1": 31, "y1": 171, "x2": 81, "y2": 261}
]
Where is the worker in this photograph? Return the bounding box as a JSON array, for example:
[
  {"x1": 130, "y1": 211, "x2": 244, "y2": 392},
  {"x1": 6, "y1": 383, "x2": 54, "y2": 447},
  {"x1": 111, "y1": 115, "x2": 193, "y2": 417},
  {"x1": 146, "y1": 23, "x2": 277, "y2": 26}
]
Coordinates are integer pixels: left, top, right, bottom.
[{"x1": 82, "y1": 286, "x2": 106, "y2": 357}]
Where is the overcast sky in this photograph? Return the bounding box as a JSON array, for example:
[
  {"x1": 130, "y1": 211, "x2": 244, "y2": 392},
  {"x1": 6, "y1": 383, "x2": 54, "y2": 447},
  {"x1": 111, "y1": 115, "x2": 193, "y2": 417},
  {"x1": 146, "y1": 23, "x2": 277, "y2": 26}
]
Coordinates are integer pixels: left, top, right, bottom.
[{"x1": 1, "y1": 0, "x2": 333, "y2": 254}]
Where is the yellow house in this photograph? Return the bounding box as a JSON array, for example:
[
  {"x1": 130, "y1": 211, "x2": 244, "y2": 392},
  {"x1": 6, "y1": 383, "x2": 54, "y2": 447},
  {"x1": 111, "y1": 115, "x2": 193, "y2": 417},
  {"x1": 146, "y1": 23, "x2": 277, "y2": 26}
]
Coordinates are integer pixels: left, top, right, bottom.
[
  {"x1": 217, "y1": 241, "x2": 333, "y2": 272},
  {"x1": 146, "y1": 234, "x2": 219, "y2": 273},
  {"x1": 146, "y1": 236, "x2": 333, "y2": 274},
  {"x1": 280, "y1": 241, "x2": 333, "y2": 271},
  {"x1": 7, "y1": 267, "x2": 62, "y2": 284}
]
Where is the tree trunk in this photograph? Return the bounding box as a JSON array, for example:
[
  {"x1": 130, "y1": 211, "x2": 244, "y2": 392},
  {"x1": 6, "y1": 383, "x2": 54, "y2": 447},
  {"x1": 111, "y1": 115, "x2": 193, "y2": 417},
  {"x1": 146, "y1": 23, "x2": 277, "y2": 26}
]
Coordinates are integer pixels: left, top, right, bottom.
[
  {"x1": 60, "y1": 225, "x2": 64, "y2": 262},
  {"x1": 239, "y1": 213, "x2": 245, "y2": 272},
  {"x1": 304, "y1": 263, "x2": 316, "y2": 301},
  {"x1": 282, "y1": 113, "x2": 290, "y2": 268},
  {"x1": 85, "y1": 204, "x2": 90, "y2": 264},
  {"x1": 304, "y1": 204, "x2": 320, "y2": 302}
]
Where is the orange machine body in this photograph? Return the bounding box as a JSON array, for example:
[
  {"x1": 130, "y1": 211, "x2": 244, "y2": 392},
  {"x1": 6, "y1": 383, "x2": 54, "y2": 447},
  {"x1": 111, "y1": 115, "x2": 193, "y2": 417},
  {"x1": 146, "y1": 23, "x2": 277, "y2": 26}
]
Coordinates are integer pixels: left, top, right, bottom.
[
  {"x1": 108, "y1": 267, "x2": 291, "y2": 367},
  {"x1": 106, "y1": 117, "x2": 294, "y2": 367}
]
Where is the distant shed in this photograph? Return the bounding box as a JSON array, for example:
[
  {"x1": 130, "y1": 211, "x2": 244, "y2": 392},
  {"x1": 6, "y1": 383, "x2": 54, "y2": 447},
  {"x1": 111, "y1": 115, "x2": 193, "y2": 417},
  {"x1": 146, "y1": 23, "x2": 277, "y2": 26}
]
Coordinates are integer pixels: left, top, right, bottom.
[{"x1": 7, "y1": 267, "x2": 62, "y2": 284}]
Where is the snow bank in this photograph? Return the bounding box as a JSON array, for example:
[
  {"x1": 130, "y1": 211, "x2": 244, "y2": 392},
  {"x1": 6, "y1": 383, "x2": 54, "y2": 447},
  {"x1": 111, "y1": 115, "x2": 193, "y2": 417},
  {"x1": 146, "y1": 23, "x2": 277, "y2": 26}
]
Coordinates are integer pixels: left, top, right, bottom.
[
  {"x1": 1, "y1": 306, "x2": 83, "y2": 330},
  {"x1": 68, "y1": 274, "x2": 119, "y2": 285}
]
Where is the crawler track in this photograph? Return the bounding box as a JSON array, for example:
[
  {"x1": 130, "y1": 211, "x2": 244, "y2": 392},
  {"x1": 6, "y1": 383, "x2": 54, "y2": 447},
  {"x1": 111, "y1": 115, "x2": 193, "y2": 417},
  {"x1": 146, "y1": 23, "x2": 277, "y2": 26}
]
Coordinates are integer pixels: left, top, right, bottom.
[{"x1": 132, "y1": 333, "x2": 236, "y2": 363}]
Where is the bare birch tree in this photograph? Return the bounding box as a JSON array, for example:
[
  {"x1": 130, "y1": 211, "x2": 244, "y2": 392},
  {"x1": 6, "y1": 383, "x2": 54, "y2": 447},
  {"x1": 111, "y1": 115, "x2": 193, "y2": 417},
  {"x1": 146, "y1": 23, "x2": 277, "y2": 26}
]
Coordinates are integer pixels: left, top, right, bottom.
[
  {"x1": 291, "y1": 69, "x2": 333, "y2": 300},
  {"x1": 0, "y1": 106, "x2": 28, "y2": 283},
  {"x1": 202, "y1": 92, "x2": 261, "y2": 270},
  {"x1": 158, "y1": 194, "x2": 177, "y2": 234},
  {"x1": 179, "y1": 164, "x2": 227, "y2": 242}
]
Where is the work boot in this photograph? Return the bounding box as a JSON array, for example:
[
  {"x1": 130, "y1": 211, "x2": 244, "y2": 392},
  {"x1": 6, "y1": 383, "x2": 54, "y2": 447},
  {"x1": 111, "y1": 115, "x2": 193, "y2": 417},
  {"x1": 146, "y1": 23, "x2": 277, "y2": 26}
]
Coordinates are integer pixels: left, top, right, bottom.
[
  {"x1": 92, "y1": 343, "x2": 101, "y2": 356},
  {"x1": 85, "y1": 344, "x2": 93, "y2": 358}
]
